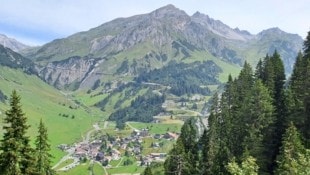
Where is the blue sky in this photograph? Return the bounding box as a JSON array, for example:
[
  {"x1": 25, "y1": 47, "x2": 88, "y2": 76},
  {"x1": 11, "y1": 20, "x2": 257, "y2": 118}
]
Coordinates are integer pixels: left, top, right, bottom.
[{"x1": 0, "y1": 0, "x2": 309, "y2": 46}]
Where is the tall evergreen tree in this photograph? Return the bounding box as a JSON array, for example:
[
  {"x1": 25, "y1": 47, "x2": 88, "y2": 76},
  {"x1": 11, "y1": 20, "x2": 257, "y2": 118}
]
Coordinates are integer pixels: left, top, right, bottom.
[
  {"x1": 241, "y1": 80, "x2": 274, "y2": 174},
  {"x1": 255, "y1": 59, "x2": 264, "y2": 79},
  {"x1": 275, "y1": 122, "x2": 308, "y2": 175},
  {"x1": 164, "y1": 139, "x2": 189, "y2": 175},
  {"x1": 257, "y1": 51, "x2": 287, "y2": 173},
  {"x1": 35, "y1": 119, "x2": 54, "y2": 175},
  {"x1": 178, "y1": 118, "x2": 199, "y2": 174},
  {"x1": 288, "y1": 30, "x2": 310, "y2": 148},
  {"x1": 0, "y1": 90, "x2": 36, "y2": 175},
  {"x1": 303, "y1": 30, "x2": 310, "y2": 58},
  {"x1": 200, "y1": 93, "x2": 223, "y2": 174},
  {"x1": 230, "y1": 62, "x2": 254, "y2": 158}
]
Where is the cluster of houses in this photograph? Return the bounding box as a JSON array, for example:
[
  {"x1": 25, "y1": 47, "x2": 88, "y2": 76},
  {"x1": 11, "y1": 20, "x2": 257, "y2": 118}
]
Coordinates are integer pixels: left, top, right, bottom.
[
  {"x1": 73, "y1": 140, "x2": 121, "y2": 164},
  {"x1": 58, "y1": 128, "x2": 179, "y2": 167}
]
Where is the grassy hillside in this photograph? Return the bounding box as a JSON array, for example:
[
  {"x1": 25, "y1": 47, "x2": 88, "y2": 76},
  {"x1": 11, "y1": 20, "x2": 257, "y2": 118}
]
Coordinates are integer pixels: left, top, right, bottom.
[{"x1": 0, "y1": 66, "x2": 100, "y2": 163}]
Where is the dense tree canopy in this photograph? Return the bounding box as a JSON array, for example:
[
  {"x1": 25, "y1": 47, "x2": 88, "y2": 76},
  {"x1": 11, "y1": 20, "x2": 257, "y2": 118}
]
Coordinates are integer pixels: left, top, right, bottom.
[{"x1": 163, "y1": 32, "x2": 310, "y2": 174}]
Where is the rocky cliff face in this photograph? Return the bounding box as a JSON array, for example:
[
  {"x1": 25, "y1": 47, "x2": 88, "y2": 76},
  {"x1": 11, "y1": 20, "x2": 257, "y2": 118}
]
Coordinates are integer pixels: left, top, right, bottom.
[
  {"x1": 39, "y1": 56, "x2": 103, "y2": 89},
  {"x1": 24, "y1": 4, "x2": 303, "y2": 90},
  {"x1": 0, "y1": 34, "x2": 29, "y2": 52}
]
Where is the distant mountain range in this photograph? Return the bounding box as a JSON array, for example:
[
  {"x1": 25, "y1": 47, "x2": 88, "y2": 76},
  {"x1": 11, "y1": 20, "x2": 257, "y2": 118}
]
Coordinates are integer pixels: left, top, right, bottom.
[{"x1": 2, "y1": 4, "x2": 304, "y2": 90}]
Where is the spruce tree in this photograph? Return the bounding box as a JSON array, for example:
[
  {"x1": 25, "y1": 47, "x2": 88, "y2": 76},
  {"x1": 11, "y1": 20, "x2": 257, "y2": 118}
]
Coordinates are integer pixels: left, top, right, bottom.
[
  {"x1": 255, "y1": 59, "x2": 264, "y2": 79},
  {"x1": 203, "y1": 93, "x2": 223, "y2": 174},
  {"x1": 230, "y1": 62, "x2": 254, "y2": 158},
  {"x1": 303, "y1": 30, "x2": 310, "y2": 58},
  {"x1": 164, "y1": 139, "x2": 189, "y2": 175},
  {"x1": 275, "y1": 122, "x2": 308, "y2": 175},
  {"x1": 0, "y1": 90, "x2": 36, "y2": 175},
  {"x1": 241, "y1": 80, "x2": 274, "y2": 174},
  {"x1": 178, "y1": 118, "x2": 199, "y2": 174},
  {"x1": 226, "y1": 155, "x2": 259, "y2": 175},
  {"x1": 288, "y1": 30, "x2": 310, "y2": 148},
  {"x1": 35, "y1": 119, "x2": 54, "y2": 175},
  {"x1": 258, "y1": 51, "x2": 286, "y2": 173}
]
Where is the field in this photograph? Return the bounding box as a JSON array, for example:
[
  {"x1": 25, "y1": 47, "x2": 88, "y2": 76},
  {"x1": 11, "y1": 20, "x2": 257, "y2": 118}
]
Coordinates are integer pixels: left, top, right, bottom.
[{"x1": 127, "y1": 122, "x2": 182, "y2": 134}]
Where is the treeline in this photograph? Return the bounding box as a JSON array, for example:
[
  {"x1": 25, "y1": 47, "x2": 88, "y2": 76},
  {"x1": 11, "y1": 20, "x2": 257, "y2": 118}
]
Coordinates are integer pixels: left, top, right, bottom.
[
  {"x1": 109, "y1": 91, "x2": 165, "y2": 129},
  {"x1": 135, "y1": 60, "x2": 221, "y2": 96},
  {"x1": 0, "y1": 90, "x2": 54, "y2": 175},
  {"x1": 160, "y1": 31, "x2": 310, "y2": 175}
]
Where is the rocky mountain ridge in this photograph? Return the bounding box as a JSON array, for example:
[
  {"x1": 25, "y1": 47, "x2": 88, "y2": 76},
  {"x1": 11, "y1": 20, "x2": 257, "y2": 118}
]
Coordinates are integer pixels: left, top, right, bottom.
[
  {"x1": 20, "y1": 4, "x2": 303, "y2": 90},
  {"x1": 0, "y1": 44, "x2": 35, "y2": 74}
]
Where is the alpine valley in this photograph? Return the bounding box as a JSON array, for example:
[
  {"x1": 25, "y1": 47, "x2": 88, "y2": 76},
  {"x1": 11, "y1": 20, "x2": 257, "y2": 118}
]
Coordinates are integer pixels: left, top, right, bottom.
[{"x1": 0, "y1": 4, "x2": 306, "y2": 175}]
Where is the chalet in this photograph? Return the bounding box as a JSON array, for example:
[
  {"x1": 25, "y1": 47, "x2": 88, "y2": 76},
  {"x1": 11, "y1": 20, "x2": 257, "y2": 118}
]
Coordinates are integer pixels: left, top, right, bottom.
[
  {"x1": 74, "y1": 147, "x2": 87, "y2": 158},
  {"x1": 132, "y1": 128, "x2": 149, "y2": 137},
  {"x1": 163, "y1": 132, "x2": 179, "y2": 140},
  {"x1": 140, "y1": 128, "x2": 149, "y2": 137},
  {"x1": 150, "y1": 153, "x2": 166, "y2": 160}
]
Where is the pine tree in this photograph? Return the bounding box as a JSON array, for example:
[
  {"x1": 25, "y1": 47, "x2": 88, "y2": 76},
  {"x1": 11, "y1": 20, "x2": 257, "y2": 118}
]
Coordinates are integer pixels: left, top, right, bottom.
[
  {"x1": 226, "y1": 155, "x2": 259, "y2": 175},
  {"x1": 275, "y1": 122, "x2": 308, "y2": 175},
  {"x1": 203, "y1": 93, "x2": 222, "y2": 174},
  {"x1": 288, "y1": 30, "x2": 310, "y2": 148},
  {"x1": 230, "y1": 62, "x2": 254, "y2": 158},
  {"x1": 258, "y1": 51, "x2": 287, "y2": 173},
  {"x1": 304, "y1": 30, "x2": 310, "y2": 58},
  {"x1": 255, "y1": 59, "x2": 264, "y2": 79},
  {"x1": 241, "y1": 80, "x2": 274, "y2": 173},
  {"x1": 164, "y1": 139, "x2": 189, "y2": 175},
  {"x1": 178, "y1": 118, "x2": 199, "y2": 174},
  {"x1": 0, "y1": 90, "x2": 36, "y2": 175},
  {"x1": 35, "y1": 119, "x2": 54, "y2": 175}
]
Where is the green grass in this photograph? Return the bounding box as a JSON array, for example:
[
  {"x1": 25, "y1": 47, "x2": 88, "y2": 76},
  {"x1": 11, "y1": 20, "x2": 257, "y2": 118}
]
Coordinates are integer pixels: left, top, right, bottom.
[
  {"x1": 141, "y1": 137, "x2": 175, "y2": 155},
  {"x1": 109, "y1": 159, "x2": 123, "y2": 167},
  {"x1": 107, "y1": 164, "x2": 144, "y2": 174},
  {"x1": 0, "y1": 67, "x2": 100, "y2": 163},
  {"x1": 54, "y1": 159, "x2": 75, "y2": 170},
  {"x1": 58, "y1": 161, "x2": 91, "y2": 175},
  {"x1": 93, "y1": 162, "x2": 106, "y2": 175},
  {"x1": 128, "y1": 122, "x2": 182, "y2": 134}
]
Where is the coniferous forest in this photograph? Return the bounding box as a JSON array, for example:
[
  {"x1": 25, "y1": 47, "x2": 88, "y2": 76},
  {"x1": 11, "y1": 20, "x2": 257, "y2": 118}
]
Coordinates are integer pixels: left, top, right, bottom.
[{"x1": 159, "y1": 31, "x2": 310, "y2": 175}]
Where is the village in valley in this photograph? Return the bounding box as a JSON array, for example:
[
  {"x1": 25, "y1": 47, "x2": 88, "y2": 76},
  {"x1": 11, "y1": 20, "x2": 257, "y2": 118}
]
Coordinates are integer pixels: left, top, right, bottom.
[{"x1": 56, "y1": 123, "x2": 180, "y2": 172}]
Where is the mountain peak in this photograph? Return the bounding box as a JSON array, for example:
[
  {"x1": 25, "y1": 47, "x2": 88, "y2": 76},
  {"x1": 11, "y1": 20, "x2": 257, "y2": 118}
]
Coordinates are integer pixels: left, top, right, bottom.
[
  {"x1": 157, "y1": 4, "x2": 178, "y2": 11},
  {"x1": 0, "y1": 34, "x2": 29, "y2": 52},
  {"x1": 150, "y1": 4, "x2": 188, "y2": 18}
]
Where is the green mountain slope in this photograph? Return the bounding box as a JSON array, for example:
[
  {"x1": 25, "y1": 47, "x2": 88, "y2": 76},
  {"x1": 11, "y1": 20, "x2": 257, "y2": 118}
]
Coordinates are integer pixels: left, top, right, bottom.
[{"x1": 0, "y1": 66, "x2": 99, "y2": 163}]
